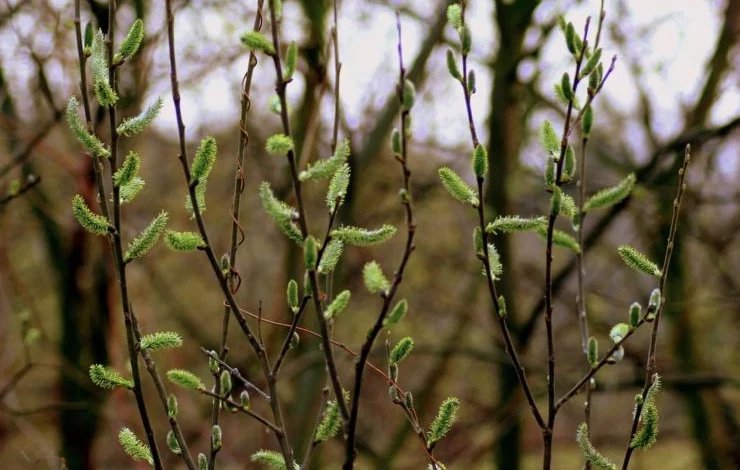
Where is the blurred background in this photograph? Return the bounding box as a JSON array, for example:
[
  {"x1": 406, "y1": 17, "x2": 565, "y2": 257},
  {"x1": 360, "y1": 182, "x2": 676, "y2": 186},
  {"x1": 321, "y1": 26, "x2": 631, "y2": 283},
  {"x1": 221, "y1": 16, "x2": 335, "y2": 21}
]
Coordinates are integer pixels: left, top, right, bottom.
[{"x1": 0, "y1": 0, "x2": 738, "y2": 469}]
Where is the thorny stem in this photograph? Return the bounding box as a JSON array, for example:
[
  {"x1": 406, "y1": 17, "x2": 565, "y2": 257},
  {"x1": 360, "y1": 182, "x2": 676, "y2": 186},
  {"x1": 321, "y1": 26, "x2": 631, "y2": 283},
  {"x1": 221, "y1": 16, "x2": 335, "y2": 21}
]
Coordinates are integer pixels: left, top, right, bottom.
[
  {"x1": 343, "y1": 13, "x2": 417, "y2": 469},
  {"x1": 621, "y1": 146, "x2": 691, "y2": 470},
  {"x1": 208, "y1": 2, "x2": 264, "y2": 468},
  {"x1": 164, "y1": 0, "x2": 293, "y2": 465},
  {"x1": 265, "y1": 0, "x2": 349, "y2": 427}
]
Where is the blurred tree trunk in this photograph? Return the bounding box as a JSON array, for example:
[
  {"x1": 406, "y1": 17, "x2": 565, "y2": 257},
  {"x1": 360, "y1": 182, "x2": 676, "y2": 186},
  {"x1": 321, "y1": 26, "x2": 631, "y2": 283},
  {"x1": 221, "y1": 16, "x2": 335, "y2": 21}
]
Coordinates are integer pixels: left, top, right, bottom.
[{"x1": 485, "y1": 1, "x2": 539, "y2": 469}]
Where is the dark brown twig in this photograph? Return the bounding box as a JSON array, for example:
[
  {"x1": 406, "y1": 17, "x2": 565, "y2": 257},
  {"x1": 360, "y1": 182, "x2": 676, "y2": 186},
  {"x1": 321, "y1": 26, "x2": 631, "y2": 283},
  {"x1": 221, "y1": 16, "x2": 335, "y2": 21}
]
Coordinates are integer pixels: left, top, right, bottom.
[
  {"x1": 344, "y1": 13, "x2": 418, "y2": 468},
  {"x1": 621, "y1": 146, "x2": 691, "y2": 470}
]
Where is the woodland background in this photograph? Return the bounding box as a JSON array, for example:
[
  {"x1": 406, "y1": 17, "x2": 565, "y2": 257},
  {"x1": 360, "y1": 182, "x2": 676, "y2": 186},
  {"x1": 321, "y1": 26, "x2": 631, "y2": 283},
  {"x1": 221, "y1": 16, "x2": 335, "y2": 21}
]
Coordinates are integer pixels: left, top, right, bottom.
[{"x1": 0, "y1": 0, "x2": 738, "y2": 469}]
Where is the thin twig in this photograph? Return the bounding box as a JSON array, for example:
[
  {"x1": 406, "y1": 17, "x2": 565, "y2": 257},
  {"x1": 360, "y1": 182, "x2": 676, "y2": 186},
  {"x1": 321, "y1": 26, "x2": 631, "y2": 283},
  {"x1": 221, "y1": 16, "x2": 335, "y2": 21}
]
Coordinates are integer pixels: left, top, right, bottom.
[
  {"x1": 164, "y1": 0, "x2": 294, "y2": 464},
  {"x1": 99, "y1": 1, "x2": 165, "y2": 466},
  {"x1": 0, "y1": 175, "x2": 40, "y2": 206},
  {"x1": 208, "y1": 4, "x2": 265, "y2": 466},
  {"x1": 265, "y1": 0, "x2": 348, "y2": 428},
  {"x1": 453, "y1": 2, "x2": 546, "y2": 433},
  {"x1": 344, "y1": 14, "x2": 418, "y2": 468},
  {"x1": 621, "y1": 146, "x2": 691, "y2": 470}
]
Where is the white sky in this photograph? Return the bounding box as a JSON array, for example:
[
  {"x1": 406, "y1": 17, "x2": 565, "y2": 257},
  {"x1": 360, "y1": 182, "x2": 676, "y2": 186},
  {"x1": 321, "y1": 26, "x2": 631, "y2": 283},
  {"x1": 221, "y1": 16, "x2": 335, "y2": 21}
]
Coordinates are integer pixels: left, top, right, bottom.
[{"x1": 1, "y1": 0, "x2": 737, "y2": 174}]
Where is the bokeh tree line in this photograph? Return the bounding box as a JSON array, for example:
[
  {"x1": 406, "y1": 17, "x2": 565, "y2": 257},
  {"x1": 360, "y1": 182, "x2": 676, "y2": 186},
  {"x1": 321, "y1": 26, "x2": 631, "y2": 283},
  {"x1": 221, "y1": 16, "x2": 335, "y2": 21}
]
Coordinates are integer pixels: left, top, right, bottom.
[{"x1": 0, "y1": 0, "x2": 738, "y2": 468}]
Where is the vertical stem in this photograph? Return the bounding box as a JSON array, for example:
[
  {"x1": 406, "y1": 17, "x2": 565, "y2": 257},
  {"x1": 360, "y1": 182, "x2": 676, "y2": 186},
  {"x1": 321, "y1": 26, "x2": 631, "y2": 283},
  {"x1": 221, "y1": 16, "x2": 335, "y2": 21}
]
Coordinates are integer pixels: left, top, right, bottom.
[
  {"x1": 343, "y1": 14, "x2": 417, "y2": 468},
  {"x1": 622, "y1": 146, "x2": 691, "y2": 470},
  {"x1": 163, "y1": 0, "x2": 294, "y2": 465},
  {"x1": 102, "y1": 1, "x2": 163, "y2": 467},
  {"x1": 207, "y1": 2, "x2": 264, "y2": 468}
]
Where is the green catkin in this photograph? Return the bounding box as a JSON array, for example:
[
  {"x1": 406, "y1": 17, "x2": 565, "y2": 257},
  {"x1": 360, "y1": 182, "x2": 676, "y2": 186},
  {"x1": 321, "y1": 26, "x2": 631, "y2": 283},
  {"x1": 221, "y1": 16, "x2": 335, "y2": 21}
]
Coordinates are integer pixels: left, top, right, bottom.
[
  {"x1": 617, "y1": 245, "x2": 661, "y2": 277},
  {"x1": 363, "y1": 261, "x2": 390, "y2": 294},
  {"x1": 438, "y1": 167, "x2": 479, "y2": 206},
  {"x1": 428, "y1": 397, "x2": 460, "y2": 444},
  {"x1": 140, "y1": 332, "x2": 183, "y2": 350}
]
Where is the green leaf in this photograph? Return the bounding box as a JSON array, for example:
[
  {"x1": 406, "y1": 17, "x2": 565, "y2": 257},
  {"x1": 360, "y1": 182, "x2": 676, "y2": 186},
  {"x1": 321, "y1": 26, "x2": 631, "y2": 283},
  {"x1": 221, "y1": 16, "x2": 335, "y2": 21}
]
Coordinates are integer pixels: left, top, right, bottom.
[
  {"x1": 167, "y1": 369, "x2": 204, "y2": 391},
  {"x1": 472, "y1": 144, "x2": 488, "y2": 178},
  {"x1": 545, "y1": 156, "x2": 555, "y2": 188},
  {"x1": 565, "y1": 22, "x2": 578, "y2": 55},
  {"x1": 458, "y1": 25, "x2": 472, "y2": 55},
  {"x1": 561, "y1": 72, "x2": 573, "y2": 100},
  {"x1": 540, "y1": 120, "x2": 560, "y2": 157},
  {"x1": 284, "y1": 41, "x2": 297, "y2": 80},
  {"x1": 191, "y1": 136, "x2": 217, "y2": 183},
  {"x1": 89, "y1": 364, "x2": 133, "y2": 389},
  {"x1": 164, "y1": 230, "x2": 205, "y2": 252},
  {"x1": 401, "y1": 79, "x2": 415, "y2": 111},
  {"x1": 331, "y1": 224, "x2": 397, "y2": 246},
  {"x1": 286, "y1": 279, "x2": 299, "y2": 312},
  {"x1": 166, "y1": 430, "x2": 181, "y2": 455},
  {"x1": 114, "y1": 151, "x2": 141, "y2": 187},
  {"x1": 140, "y1": 331, "x2": 183, "y2": 351},
  {"x1": 629, "y1": 302, "x2": 642, "y2": 327},
  {"x1": 363, "y1": 261, "x2": 390, "y2": 294},
  {"x1": 581, "y1": 48, "x2": 602, "y2": 78},
  {"x1": 324, "y1": 290, "x2": 351, "y2": 321},
  {"x1": 265, "y1": 134, "x2": 294, "y2": 156},
  {"x1": 299, "y1": 139, "x2": 350, "y2": 181},
  {"x1": 318, "y1": 239, "x2": 343, "y2": 274},
  {"x1": 220, "y1": 370, "x2": 232, "y2": 396},
  {"x1": 119, "y1": 428, "x2": 153, "y2": 465},
  {"x1": 617, "y1": 245, "x2": 661, "y2": 277},
  {"x1": 576, "y1": 423, "x2": 617, "y2": 470},
  {"x1": 582, "y1": 105, "x2": 594, "y2": 137},
  {"x1": 124, "y1": 211, "x2": 168, "y2": 261},
  {"x1": 303, "y1": 235, "x2": 318, "y2": 270},
  {"x1": 428, "y1": 397, "x2": 460, "y2": 445},
  {"x1": 446, "y1": 48, "x2": 461, "y2": 80},
  {"x1": 384, "y1": 299, "x2": 408, "y2": 326},
  {"x1": 72, "y1": 194, "x2": 110, "y2": 235},
  {"x1": 83, "y1": 21, "x2": 93, "y2": 54},
  {"x1": 211, "y1": 425, "x2": 222, "y2": 451},
  {"x1": 66, "y1": 97, "x2": 110, "y2": 157},
  {"x1": 438, "y1": 167, "x2": 478, "y2": 207},
  {"x1": 240, "y1": 31, "x2": 276, "y2": 55},
  {"x1": 389, "y1": 337, "x2": 414, "y2": 365},
  {"x1": 327, "y1": 162, "x2": 350, "y2": 211},
  {"x1": 168, "y1": 394, "x2": 178, "y2": 418},
  {"x1": 587, "y1": 337, "x2": 598, "y2": 366},
  {"x1": 114, "y1": 18, "x2": 144, "y2": 64},
  {"x1": 486, "y1": 215, "x2": 546, "y2": 234},
  {"x1": 584, "y1": 173, "x2": 636, "y2": 211},
  {"x1": 550, "y1": 186, "x2": 562, "y2": 216}
]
